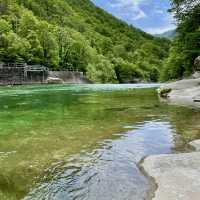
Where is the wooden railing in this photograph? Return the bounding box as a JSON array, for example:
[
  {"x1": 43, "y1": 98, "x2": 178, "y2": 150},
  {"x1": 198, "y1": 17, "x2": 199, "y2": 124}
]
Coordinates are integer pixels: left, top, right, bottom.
[
  {"x1": 26, "y1": 65, "x2": 49, "y2": 72},
  {"x1": 0, "y1": 63, "x2": 25, "y2": 68},
  {"x1": 1, "y1": 63, "x2": 82, "y2": 72}
]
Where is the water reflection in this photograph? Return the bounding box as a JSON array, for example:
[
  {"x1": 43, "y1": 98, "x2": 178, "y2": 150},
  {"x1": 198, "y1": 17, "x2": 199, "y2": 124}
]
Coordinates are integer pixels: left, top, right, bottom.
[
  {"x1": 24, "y1": 121, "x2": 174, "y2": 200},
  {"x1": 0, "y1": 84, "x2": 199, "y2": 200}
]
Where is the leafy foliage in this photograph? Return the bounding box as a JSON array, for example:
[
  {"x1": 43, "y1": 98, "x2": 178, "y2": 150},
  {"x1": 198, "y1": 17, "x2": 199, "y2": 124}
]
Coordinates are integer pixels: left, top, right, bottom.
[
  {"x1": 161, "y1": 0, "x2": 200, "y2": 81},
  {"x1": 0, "y1": 0, "x2": 170, "y2": 83}
]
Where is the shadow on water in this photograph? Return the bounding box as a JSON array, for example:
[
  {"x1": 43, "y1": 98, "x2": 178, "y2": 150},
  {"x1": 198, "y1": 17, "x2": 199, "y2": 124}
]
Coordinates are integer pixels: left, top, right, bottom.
[{"x1": 0, "y1": 84, "x2": 199, "y2": 200}]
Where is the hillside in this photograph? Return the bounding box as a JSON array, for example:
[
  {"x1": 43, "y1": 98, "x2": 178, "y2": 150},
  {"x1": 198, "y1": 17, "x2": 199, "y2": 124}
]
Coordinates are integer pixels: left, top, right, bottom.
[
  {"x1": 155, "y1": 29, "x2": 176, "y2": 40},
  {"x1": 0, "y1": 0, "x2": 170, "y2": 83}
]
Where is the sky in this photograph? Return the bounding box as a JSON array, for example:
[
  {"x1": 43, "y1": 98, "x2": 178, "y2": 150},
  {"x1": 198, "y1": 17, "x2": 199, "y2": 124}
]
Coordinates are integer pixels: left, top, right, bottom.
[{"x1": 92, "y1": 0, "x2": 176, "y2": 34}]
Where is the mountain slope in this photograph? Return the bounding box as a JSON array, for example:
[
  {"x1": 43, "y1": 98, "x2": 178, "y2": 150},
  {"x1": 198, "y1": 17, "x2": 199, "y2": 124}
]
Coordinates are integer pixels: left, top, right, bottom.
[
  {"x1": 155, "y1": 30, "x2": 176, "y2": 40},
  {"x1": 0, "y1": 0, "x2": 170, "y2": 82}
]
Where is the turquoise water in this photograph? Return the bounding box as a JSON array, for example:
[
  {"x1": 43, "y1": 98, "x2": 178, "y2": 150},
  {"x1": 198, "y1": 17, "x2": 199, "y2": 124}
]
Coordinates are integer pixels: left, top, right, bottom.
[{"x1": 0, "y1": 84, "x2": 199, "y2": 200}]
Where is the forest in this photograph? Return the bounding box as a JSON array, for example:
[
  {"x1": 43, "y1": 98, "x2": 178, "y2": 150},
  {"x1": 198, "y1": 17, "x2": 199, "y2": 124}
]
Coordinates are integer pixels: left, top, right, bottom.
[
  {"x1": 0, "y1": 0, "x2": 199, "y2": 83},
  {"x1": 0, "y1": 0, "x2": 170, "y2": 83},
  {"x1": 161, "y1": 0, "x2": 200, "y2": 81}
]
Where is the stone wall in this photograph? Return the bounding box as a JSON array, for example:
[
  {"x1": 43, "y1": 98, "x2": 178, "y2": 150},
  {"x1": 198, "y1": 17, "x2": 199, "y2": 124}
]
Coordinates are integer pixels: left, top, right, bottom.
[
  {"x1": 0, "y1": 68, "x2": 48, "y2": 85},
  {"x1": 0, "y1": 68, "x2": 91, "y2": 85},
  {"x1": 0, "y1": 67, "x2": 25, "y2": 85},
  {"x1": 26, "y1": 71, "x2": 48, "y2": 84}
]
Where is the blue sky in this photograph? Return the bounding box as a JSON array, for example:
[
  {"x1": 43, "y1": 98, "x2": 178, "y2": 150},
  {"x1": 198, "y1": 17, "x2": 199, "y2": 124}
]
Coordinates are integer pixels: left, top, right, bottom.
[{"x1": 92, "y1": 0, "x2": 176, "y2": 34}]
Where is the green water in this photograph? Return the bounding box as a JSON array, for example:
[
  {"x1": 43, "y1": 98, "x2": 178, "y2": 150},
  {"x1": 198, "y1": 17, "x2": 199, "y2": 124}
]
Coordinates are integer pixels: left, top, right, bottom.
[{"x1": 0, "y1": 84, "x2": 200, "y2": 200}]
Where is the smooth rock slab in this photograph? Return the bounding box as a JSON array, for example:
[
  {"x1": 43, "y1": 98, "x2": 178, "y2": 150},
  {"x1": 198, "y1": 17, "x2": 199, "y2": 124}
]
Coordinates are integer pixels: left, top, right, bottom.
[
  {"x1": 142, "y1": 141, "x2": 200, "y2": 200},
  {"x1": 190, "y1": 140, "x2": 200, "y2": 151}
]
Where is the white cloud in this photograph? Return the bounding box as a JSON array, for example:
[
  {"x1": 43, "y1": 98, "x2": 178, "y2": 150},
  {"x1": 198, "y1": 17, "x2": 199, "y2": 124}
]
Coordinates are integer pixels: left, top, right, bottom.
[
  {"x1": 132, "y1": 9, "x2": 146, "y2": 20},
  {"x1": 93, "y1": 0, "x2": 176, "y2": 34},
  {"x1": 145, "y1": 11, "x2": 176, "y2": 34},
  {"x1": 154, "y1": 9, "x2": 164, "y2": 14},
  {"x1": 108, "y1": 0, "x2": 147, "y2": 21}
]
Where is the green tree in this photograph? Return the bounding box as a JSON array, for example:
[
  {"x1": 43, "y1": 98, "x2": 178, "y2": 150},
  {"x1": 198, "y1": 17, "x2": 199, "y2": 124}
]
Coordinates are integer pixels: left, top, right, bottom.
[
  {"x1": 161, "y1": 0, "x2": 200, "y2": 81},
  {"x1": 0, "y1": 0, "x2": 170, "y2": 82},
  {"x1": 0, "y1": 32, "x2": 31, "y2": 62},
  {"x1": 37, "y1": 21, "x2": 59, "y2": 68},
  {"x1": 113, "y1": 58, "x2": 144, "y2": 83},
  {"x1": 87, "y1": 55, "x2": 117, "y2": 83},
  {"x1": 26, "y1": 31, "x2": 43, "y2": 64},
  {"x1": 0, "y1": 19, "x2": 11, "y2": 34}
]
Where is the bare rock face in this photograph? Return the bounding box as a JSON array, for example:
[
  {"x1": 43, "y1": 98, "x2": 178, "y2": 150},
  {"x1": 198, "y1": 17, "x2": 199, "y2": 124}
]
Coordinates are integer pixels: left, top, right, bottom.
[{"x1": 194, "y1": 56, "x2": 200, "y2": 71}]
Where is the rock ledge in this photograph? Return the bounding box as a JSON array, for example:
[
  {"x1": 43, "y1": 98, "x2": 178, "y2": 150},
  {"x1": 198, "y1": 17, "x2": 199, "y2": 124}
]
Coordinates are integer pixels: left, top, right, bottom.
[
  {"x1": 142, "y1": 140, "x2": 200, "y2": 200},
  {"x1": 159, "y1": 77, "x2": 200, "y2": 108}
]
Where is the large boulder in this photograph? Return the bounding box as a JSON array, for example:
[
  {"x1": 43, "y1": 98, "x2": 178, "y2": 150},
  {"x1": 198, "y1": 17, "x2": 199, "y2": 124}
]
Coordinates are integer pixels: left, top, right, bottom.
[
  {"x1": 194, "y1": 56, "x2": 200, "y2": 71},
  {"x1": 47, "y1": 77, "x2": 64, "y2": 84}
]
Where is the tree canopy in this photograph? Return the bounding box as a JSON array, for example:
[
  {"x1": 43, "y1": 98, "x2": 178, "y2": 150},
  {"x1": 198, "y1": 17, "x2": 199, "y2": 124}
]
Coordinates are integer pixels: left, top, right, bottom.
[
  {"x1": 161, "y1": 0, "x2": 200, "y2": 81},
  {"x1": 0, "y1": 0, "x2": 170, "y2": 83}
]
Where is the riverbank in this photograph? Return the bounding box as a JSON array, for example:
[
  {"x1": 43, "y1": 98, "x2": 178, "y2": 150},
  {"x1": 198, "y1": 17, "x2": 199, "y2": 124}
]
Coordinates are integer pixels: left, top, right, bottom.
[
  {"x1": 141, "y1": 76, "x2": 200, "y2": 199},
  {"x1": 141, "y1": 139, "x2": 200, "y2": 200},
  {"x1": 158, "y1": 74, "x2": 200, "y2": 108}
]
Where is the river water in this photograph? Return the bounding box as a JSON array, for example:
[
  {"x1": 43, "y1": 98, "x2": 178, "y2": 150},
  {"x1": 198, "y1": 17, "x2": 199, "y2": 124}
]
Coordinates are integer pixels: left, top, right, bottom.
[{"x1": 0, "y1": 84, "x2": 200, "y2": 200}]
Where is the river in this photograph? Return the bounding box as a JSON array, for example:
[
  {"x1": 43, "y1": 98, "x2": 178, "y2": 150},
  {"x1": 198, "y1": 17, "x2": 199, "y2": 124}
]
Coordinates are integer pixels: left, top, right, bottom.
[{"x1": 0, "y1": 84, "x2": 199, "y2": 200}]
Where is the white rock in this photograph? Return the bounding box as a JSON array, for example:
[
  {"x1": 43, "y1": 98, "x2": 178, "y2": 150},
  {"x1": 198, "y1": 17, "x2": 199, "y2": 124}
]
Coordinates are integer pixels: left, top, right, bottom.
[{"x1": 47, "y1": 77, "x2": 64, "y2": 84}]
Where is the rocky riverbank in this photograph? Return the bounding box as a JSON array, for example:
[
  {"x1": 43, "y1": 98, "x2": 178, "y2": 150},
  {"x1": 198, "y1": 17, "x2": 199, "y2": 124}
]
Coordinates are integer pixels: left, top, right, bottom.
[
  {"x1": 141, "y1": 70, "x2": 200, "y2": 199},
  {"x1": 158, "y1": 73, "x2": 200, "y2": 108},
  {"x1": 158, "y1": 56, "x2": 200, "y2": 108},
  {"x1": 141, "y1": 140, "x2": 200, "y2": 200}
]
